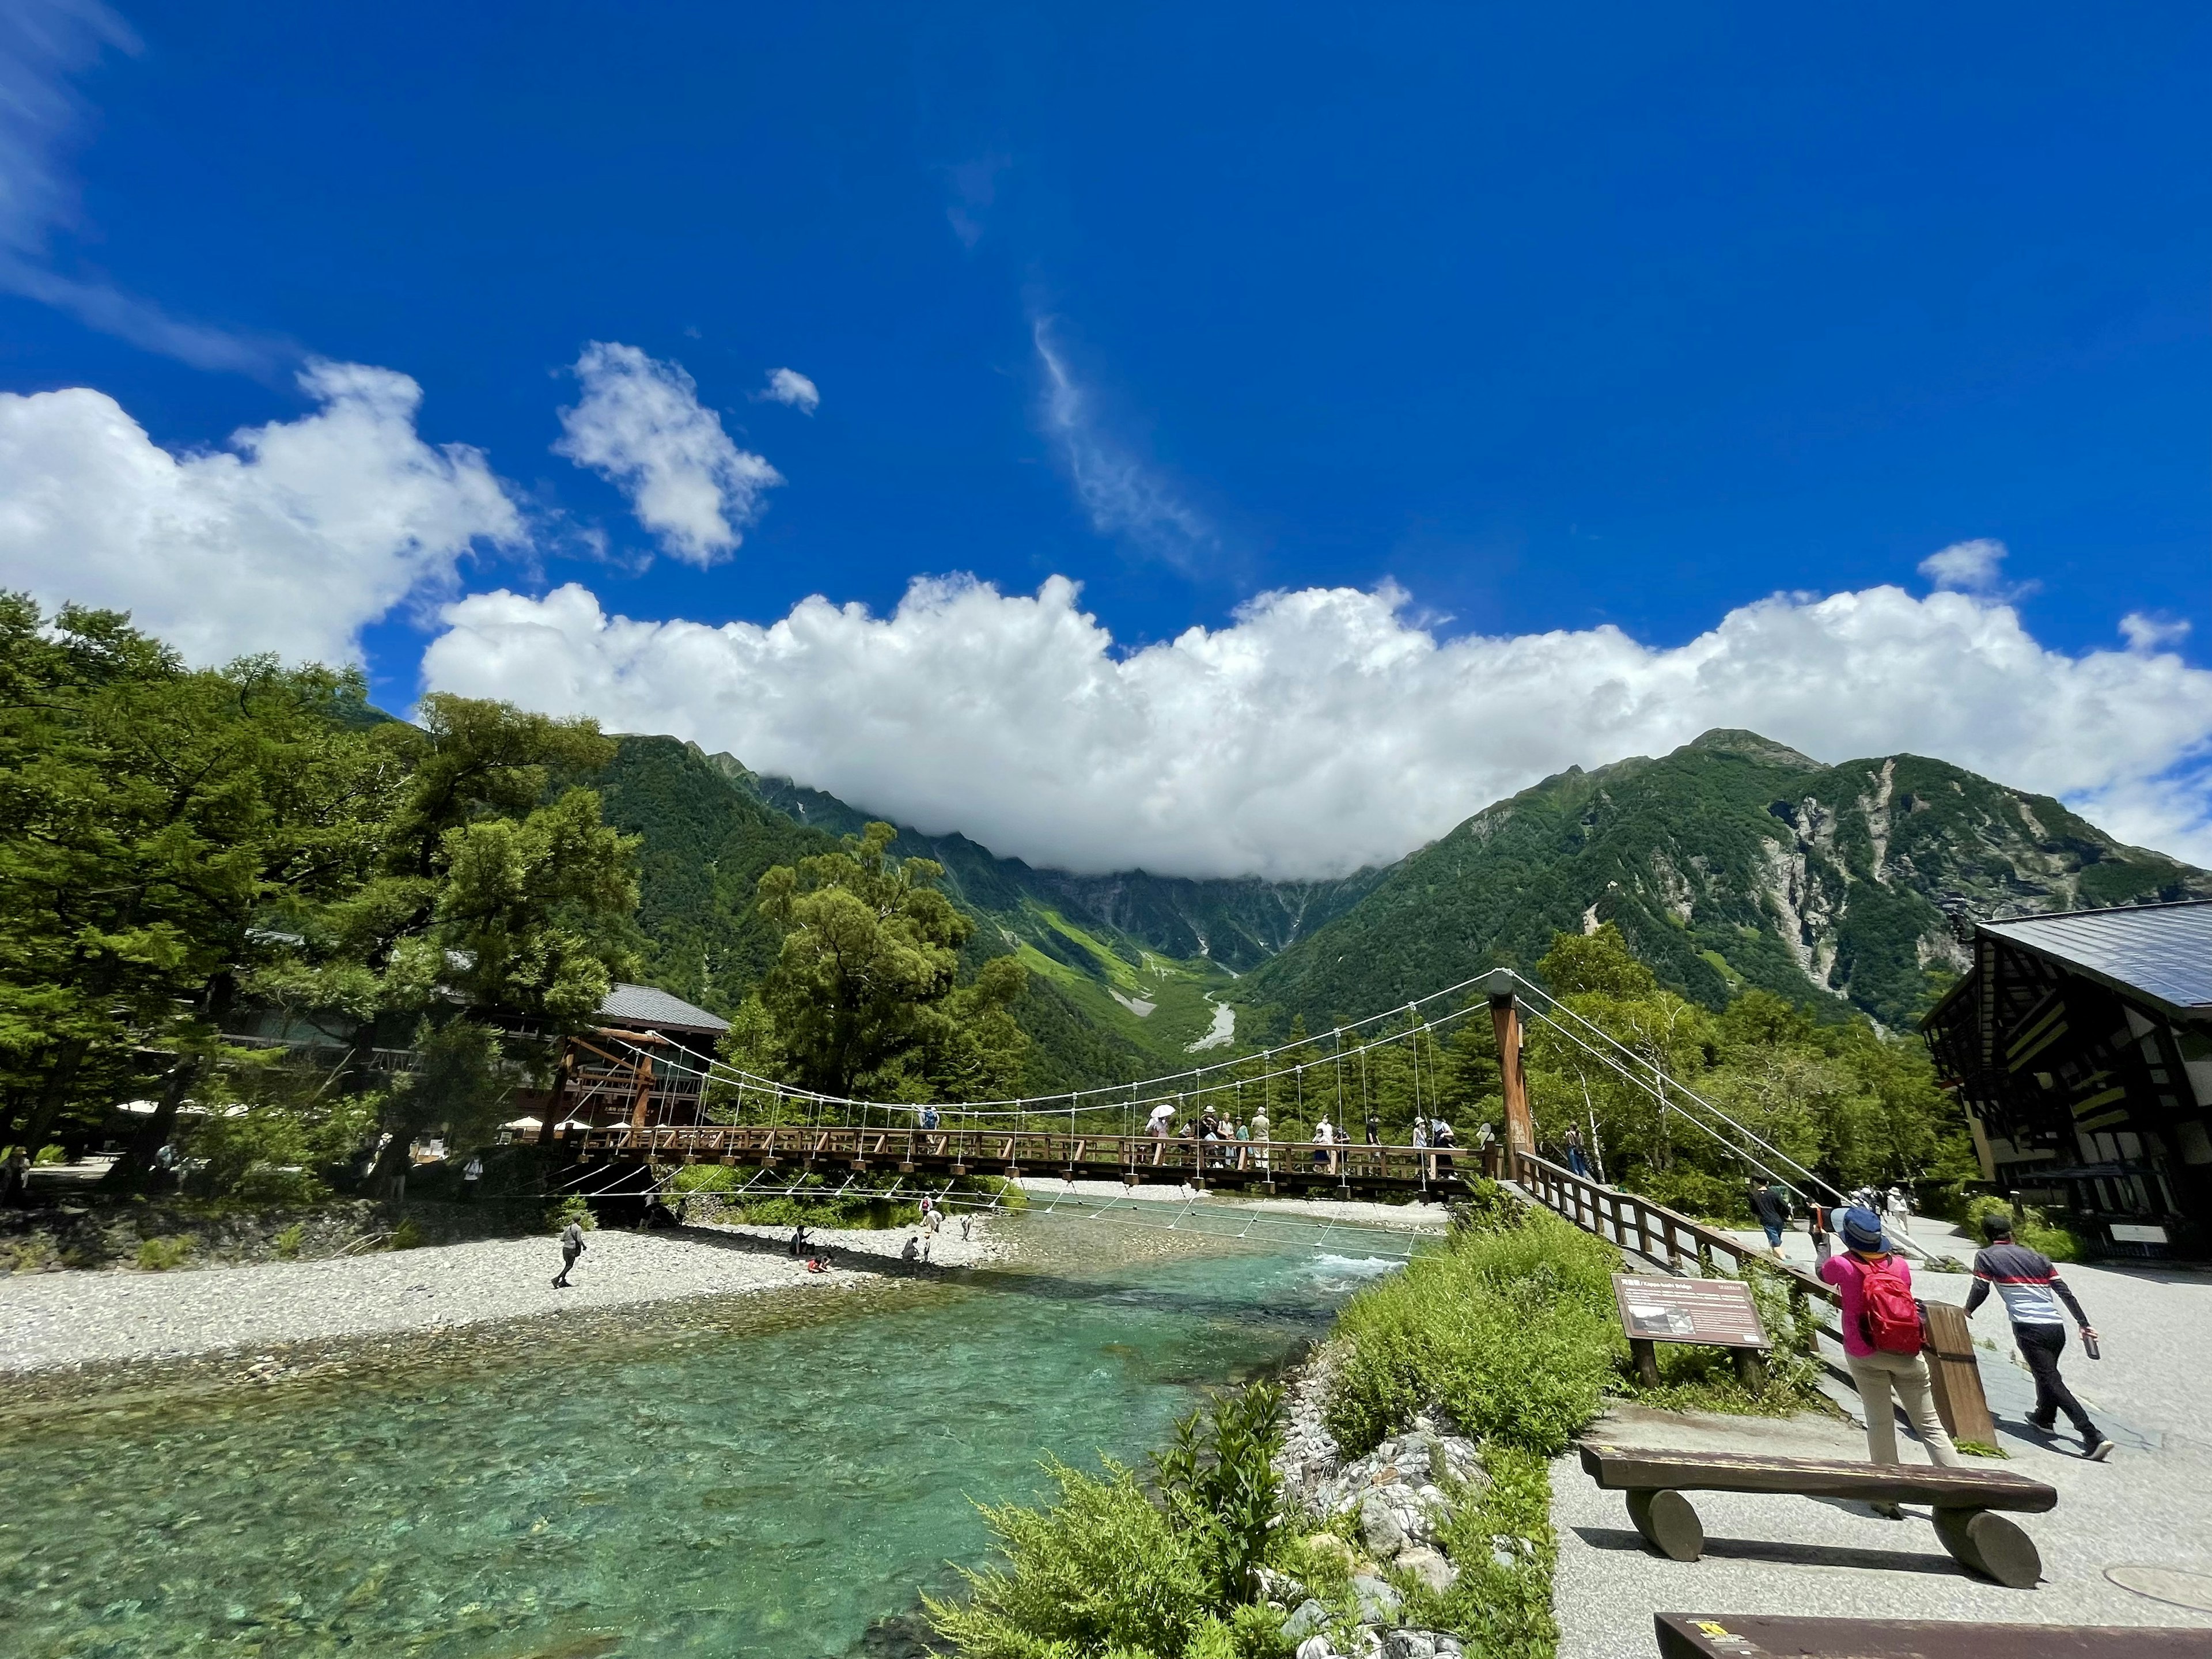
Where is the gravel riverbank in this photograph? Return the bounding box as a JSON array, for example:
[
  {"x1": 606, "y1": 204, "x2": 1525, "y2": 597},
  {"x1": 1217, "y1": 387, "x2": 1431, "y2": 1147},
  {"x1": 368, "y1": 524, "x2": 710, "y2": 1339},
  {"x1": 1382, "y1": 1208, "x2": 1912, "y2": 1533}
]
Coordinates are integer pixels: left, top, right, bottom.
[{"x1": 0, "y1": 1215, "x2": 1009, "y2": 1377}]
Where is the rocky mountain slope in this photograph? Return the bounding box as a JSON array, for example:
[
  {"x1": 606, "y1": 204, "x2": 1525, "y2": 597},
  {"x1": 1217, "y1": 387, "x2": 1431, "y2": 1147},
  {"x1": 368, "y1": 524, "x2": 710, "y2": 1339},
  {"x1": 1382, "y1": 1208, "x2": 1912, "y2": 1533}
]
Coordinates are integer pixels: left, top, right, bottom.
[
  {"x1": 1232, "y1": 729, "x2": 2210, "y2": 1032},
  {"x1": 594, "y1": 728, "x2": 2210, "y2": 1089}
]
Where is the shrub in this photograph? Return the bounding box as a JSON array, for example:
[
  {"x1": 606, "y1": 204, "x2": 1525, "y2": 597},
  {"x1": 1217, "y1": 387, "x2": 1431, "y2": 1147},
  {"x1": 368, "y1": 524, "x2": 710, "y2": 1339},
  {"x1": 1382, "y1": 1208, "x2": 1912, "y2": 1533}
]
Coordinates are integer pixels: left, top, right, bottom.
[
  {"x1": 1324, "y1": 1209, "x2": 1621, "y2": 1456},
  {"x1": 274, "y1": 1222, "x2": 307, "y2": 1260},
  {"x1": 229, "y1": 1162, "x2": 331, "y2": 1207},
  {"x1": 389, "y1": 1217, "x2": 426, "y2": 1251},
  {"x1": 669, "y1": 1161, "x2": 740, "y2": 1193},
  {"x1": 33, "y1": 1144, "x2": 66, "y2": 1165},
  {"x1": 926, "y1": 1455, "x2": 1212, "y2": 1659},
  {"x1": 546, "y1": 1194, "x2": 597, "y2": 1233},
  {"x1": 1418, "y1": 1444, "x2": 1557, "y2": 1659},
  {"x1": 1961, "y1": 1196, "x2": 2084, "y2": 1262},
  {"x1": 1153, "y1": 1382, "x2": 1286, "y2": 1605},
  {"x1": 135, "y1": 1236, "x2": 193, "y2": 1271}
]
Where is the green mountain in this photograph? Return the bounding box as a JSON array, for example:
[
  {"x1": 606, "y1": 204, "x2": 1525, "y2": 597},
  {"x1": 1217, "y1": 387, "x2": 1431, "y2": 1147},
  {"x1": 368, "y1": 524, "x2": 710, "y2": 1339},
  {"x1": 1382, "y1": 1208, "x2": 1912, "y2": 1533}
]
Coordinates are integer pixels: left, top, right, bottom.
[
  {"x1": 1230, "y1": 728, "x2": 2212, "y2": 1032},
  {"x1": 594, "y1": 728, "x2": 2210, "y2": 1094}
]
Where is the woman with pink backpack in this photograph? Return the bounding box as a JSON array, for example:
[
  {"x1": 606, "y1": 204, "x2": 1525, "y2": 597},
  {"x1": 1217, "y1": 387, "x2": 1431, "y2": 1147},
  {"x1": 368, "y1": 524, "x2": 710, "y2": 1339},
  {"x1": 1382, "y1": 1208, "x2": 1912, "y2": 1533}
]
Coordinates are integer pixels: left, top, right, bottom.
[{"x1": 1816, "y1": 1205, "x2": 1960, "y2": 1488}]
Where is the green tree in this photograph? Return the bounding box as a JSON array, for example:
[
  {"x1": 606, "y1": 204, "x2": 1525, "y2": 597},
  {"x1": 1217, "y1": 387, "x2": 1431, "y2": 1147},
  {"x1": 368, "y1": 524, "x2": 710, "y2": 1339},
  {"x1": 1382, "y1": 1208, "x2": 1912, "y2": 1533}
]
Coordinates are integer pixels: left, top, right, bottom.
[{"x1": 754, "y1": 822, "x2": 1028, "y2": 1100}]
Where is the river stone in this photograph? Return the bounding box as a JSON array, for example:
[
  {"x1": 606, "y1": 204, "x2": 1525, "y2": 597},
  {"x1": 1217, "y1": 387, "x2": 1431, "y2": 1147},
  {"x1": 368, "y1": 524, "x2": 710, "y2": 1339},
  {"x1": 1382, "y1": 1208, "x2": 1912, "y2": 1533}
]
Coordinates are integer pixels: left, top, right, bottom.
[
  {"x1": 1351, "y1": 1627, "x2": 1384, "y2": 1659},
  {"x1": 1296, "y1": 1638, "x2": 1335, "y2": 1659},
  {"x1": 1396, "y1": 1546, "x2": 1458, "y2": 1594},
  {"x1": 1358, "y1": 1491, "x2": 1407, "y2": 1555},
  {"x1": 1383, "y1": 1632, "x2": 1436, "y2": 1659},
  {"x1": 1283, "y1": 1600, "x2": 1330, "y2": 1643},
  {"x1": 1351, "y1": 1574, "x2": 1403, "y2": 1624}
]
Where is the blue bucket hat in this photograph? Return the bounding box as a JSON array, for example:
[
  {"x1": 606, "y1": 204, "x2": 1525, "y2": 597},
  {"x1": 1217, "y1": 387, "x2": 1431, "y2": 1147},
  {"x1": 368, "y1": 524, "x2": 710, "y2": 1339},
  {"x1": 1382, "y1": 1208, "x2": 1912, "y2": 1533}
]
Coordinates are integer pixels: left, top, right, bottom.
[{"x1": 1840, "y1": 1206, "x2": 1887, "y2": 1252}]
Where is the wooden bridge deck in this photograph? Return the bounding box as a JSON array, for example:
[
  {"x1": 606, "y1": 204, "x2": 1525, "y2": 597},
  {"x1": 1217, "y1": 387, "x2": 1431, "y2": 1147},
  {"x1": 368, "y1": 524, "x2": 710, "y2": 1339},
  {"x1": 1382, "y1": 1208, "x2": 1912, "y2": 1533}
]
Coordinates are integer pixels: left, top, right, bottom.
[{"x1": 568, "y1": 1122, "x2": 1476, "y2": 1198}]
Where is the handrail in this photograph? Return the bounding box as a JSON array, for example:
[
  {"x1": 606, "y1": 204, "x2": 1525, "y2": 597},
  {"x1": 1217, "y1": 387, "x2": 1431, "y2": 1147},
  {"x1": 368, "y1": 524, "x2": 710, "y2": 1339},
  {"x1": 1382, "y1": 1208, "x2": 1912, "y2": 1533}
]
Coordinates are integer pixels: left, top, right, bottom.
[{"x1": 1509, "y1": 1148, "x2": 1838, "y2": 1307}]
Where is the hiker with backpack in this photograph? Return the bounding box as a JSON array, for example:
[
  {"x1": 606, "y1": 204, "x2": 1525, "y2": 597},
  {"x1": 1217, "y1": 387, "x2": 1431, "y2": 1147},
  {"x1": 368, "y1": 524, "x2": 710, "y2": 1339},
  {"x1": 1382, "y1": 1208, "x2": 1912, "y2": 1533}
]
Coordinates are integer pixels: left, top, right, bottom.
[{"x1": 1816, "y1": 1206, "x2": 1960, "y2": 1483}]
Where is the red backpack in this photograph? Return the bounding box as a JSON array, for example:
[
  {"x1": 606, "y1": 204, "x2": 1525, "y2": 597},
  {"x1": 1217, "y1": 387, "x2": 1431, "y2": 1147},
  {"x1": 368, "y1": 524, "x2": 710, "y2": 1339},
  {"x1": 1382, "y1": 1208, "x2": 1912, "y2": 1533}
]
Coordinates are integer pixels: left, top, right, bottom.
[{"x1": 1858, "y1": 1258, "x2": 1924, "y2": 1354}]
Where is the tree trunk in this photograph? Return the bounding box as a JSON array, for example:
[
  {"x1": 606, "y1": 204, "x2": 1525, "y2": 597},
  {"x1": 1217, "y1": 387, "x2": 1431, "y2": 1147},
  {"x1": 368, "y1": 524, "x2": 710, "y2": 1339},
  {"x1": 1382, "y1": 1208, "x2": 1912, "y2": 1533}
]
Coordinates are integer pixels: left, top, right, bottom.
[
  {"x1": 101, "y1": 1055, "x2": 200, "y2": 1190},
  {"x1": 10, "y1": 1037, "x2": 90, "y2": 1166}
]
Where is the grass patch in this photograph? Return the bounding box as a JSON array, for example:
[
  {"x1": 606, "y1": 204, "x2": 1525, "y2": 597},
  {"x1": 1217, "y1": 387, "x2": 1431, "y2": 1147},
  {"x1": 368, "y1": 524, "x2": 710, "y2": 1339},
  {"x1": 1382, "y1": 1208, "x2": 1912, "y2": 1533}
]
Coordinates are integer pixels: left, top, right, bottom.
[{"x1": 134, "y1": 1235, "x2": 194, "y2": 1271}]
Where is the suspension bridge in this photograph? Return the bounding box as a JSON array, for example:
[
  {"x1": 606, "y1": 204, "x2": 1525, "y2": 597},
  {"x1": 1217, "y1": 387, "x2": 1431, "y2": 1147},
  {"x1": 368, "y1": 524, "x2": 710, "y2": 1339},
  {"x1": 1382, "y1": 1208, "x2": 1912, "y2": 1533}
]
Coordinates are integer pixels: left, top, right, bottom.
[{"x1": 536, "y1": 967, "x2": 1885, "y2": 1248}]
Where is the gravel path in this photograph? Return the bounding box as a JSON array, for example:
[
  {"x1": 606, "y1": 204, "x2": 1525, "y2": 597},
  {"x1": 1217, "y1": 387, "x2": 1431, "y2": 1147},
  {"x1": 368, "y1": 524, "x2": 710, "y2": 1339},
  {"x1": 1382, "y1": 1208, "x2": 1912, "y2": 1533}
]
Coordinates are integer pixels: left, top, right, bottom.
[{"x1": 0, "y1": 1217, "x2": 1006, "y2": 1376}]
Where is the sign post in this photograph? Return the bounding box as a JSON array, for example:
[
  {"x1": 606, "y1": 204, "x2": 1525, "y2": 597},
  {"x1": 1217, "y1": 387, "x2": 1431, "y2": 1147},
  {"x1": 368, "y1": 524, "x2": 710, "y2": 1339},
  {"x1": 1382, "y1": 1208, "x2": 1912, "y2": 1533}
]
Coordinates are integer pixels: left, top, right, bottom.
[{"x1": 1613, "y1": 1274, "x2": 1771, "y2": 1392}]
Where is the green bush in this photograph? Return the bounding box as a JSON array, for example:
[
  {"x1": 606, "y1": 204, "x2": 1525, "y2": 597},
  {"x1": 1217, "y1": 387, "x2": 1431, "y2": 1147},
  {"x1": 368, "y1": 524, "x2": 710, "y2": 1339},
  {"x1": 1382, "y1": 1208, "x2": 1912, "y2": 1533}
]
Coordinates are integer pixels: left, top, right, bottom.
[
  {"x1": 33, "y1": 1144, "x2": 66, "y2": 1165},
  {"x1": 1961, "y1": 1196, "x2": 2084, "y2": 1262},
  {"x1": 1630, "y1": 1166, "x2": 1753, "y2": 1224},
  {"x1": 228, "y1": 1162, "x2": 331, "y2": 1207},
  {"x1": 668, "y1": 1161, "x2": 740, "y2": 1193},
  {"x1": 928, "y1": 1382, "x2": 1292, "y2": 1659},
  {"x1": 274, "y1": 1222, "x2": 307, "y2": 1260},
  {"x1": 389, "y1": 1217, "x2": 426, "y2": 1250},
  {"x1": 926, "y1": 1455, "x2": 1213, "y2": 1659},
  {"x1": 1324, "y1": 1209, "x2": 1621, "y2": 1457},
  {"x1": 135, "y1": 1235, "x2": 193, "y2": 1271},
  {"x1": 1418, "y1": 1444, "x2": 1557, "y2": 1659},
  {"x1": 545, "y1": 1194, "x2": 598, "y2": 1233}
]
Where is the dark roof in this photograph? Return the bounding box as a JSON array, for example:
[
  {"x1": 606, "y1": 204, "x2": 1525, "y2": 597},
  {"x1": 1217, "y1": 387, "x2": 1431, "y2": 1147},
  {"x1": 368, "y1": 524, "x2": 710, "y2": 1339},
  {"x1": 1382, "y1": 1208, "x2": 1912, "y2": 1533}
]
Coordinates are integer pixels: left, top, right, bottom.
[
  {"x1": 1980, "y1": 900, "x2": 2212, "y2": 1020},
  {"x1": 596, "y1": 982, "x2": 730, "y2": 1035}
]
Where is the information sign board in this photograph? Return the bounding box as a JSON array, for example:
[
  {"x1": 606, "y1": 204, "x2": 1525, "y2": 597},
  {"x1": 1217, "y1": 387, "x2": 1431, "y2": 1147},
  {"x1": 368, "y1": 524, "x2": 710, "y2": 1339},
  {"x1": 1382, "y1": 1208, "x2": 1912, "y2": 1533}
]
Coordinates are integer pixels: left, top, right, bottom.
[{"x1": 1612, "y1": 1274, "x2": 1768, "y2": 1350}]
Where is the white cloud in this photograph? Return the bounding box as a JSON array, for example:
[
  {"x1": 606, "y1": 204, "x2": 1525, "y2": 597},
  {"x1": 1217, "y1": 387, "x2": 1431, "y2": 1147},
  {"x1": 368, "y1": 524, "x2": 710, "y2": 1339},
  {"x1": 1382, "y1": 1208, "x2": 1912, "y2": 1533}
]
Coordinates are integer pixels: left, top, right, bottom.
[
  {"x1": 0, "y1": 0, "x2": 283, "y2": 374},
  {"x1": 419, "y1": 575, "x2": 2212, "y2": 878},
  {"x1": 760, "y1": 368, "x2": 819, "y2": 415},
  {"x1": 1034, "y1": 320, "x2": 1215, "y2": 569},
  {"x1": 553, "y1": 342, "x2": 781, "y2": 567},
  {"x1": 1918, "y1": 537, "x2": 2008, "y2": 592},
  {"x1": 0, "y1": 361, "x2": 522, "y2": 664},
  {"x1": 2120, "y1": 611, "x2": 2191, "y2": 652}
]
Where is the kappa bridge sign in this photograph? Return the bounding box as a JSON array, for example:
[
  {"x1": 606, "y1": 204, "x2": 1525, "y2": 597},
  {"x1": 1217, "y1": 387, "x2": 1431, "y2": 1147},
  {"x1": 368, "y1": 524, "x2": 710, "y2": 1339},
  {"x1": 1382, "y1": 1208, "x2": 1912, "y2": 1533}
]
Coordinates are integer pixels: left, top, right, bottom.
[{"x1": 1612, "y1": 1273, "x2": 1769, "y2": 1390}]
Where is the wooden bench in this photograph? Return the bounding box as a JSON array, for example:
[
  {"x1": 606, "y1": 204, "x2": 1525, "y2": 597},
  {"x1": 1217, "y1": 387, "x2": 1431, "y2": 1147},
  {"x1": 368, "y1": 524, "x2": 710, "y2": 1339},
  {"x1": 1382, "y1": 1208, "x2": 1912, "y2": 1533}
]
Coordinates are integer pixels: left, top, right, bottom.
[
  {"x1": 1578, "y1": 1442, "x2": 2058, "y2": 1588},
  {"x1": 1656, "y1": 1612, "x2": 2212, "y2": 1657}
]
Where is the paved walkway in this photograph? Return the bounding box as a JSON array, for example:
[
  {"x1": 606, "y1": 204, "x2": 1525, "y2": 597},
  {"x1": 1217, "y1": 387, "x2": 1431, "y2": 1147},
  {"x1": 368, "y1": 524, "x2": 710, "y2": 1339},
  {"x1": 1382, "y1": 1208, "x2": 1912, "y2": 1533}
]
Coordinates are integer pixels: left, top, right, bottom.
[{"x1": 1553, "y1": 1215, "x2": 2212, "y2": 1655}]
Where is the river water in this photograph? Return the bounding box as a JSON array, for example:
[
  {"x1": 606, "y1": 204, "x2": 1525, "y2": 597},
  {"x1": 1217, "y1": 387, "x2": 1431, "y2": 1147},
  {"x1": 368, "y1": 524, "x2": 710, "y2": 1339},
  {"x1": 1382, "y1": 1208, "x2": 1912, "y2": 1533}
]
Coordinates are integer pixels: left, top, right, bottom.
[{"x1": 0, "y1": 1218, "x2": 1399, "y2": 1659}]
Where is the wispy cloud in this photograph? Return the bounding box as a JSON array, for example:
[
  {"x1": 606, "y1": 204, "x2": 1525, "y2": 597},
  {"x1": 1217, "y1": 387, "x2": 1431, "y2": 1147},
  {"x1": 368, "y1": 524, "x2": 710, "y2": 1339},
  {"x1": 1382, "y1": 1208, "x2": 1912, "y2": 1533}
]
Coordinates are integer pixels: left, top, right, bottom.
[
  {"x1": 759, "y1": 366, "x2": 820, "y2": 414},
  {"x1": 1917, "y1": 536, "x2": 2039, "y2": 604},
  {"x1": 941, "y1": 150, "x2": 1010, "y2": 249},
  {"x1": 2120, "y1": 611, "x2": 2191, "y2": 652},
  {"x1": 1033, "y1": 318, "x2": 1215, "y2": 570},
  {"x1": 0, "y1": 0, "x2": 287, "y2": 375}
]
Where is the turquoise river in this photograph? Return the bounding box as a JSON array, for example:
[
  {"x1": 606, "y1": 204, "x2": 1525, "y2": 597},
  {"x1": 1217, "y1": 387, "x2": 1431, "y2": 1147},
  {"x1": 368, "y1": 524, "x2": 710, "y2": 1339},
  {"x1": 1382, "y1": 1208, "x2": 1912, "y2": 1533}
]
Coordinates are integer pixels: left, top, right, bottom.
[{"x1": 0, "y1": 1217, "x2": 1401, "y2": 1659}]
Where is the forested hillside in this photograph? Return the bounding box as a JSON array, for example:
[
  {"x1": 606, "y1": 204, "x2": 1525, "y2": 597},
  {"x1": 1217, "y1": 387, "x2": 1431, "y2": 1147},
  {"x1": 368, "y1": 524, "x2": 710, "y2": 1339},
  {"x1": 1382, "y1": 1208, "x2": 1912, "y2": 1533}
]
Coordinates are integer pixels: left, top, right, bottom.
[
  {"x1": 603, "y1": 728, "x2": 2210, "y2": 1092},
  {"x1": 1232, "y1": 728, "x2": 2210, "y2": 1033}
]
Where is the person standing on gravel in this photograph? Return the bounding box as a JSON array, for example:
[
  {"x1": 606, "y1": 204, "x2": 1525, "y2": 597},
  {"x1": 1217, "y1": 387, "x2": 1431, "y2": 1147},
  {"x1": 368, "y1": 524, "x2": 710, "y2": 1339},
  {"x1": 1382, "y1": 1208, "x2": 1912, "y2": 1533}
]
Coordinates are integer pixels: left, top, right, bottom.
[
  {"x1": 461, "y1": 1154, "x2": 483, "y2": 1203},
  {"x1": 552, "y1": 1218, "x2": 587, "y2": 1288},
  {"x1": 1965, "y1": 1213, "x2": 2114, "y2": 1461},
  {"x1": 1816, "y1": 1207, "x2": 1959, "y2": 1481}
]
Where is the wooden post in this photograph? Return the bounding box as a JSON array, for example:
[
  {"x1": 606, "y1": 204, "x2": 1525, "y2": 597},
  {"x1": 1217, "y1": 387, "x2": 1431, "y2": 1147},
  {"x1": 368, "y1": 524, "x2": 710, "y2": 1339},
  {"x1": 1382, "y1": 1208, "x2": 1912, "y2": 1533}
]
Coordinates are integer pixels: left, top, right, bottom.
[
  {"x1": 1921, "y1": 1300, "x2": 1998, "y2": 1445},
  {"x1": 628, "y1": 1052, "x2": 654, "y2": 1131},
  {"x1": 1487, "y1": 974, "x2": 1533, "y2": 1161},
  {"x1": 1632, "y1": 1338, "x2": 1662, "y2": 1388}
]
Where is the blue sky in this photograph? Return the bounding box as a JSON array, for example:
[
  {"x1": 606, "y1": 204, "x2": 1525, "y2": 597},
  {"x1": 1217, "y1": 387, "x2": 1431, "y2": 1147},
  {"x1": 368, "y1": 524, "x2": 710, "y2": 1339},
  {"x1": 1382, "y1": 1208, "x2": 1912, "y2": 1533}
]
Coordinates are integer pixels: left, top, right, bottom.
[{"x1": 4, "y1": 2, "x2": 2211, "y2": 876}]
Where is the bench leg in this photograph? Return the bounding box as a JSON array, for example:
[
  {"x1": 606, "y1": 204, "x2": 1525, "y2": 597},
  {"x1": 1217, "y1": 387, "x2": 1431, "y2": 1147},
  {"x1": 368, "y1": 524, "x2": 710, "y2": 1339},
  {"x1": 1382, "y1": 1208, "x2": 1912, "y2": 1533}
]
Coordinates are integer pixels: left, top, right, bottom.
[
  {"x1": 1626, "y1": 1488, "x2": 1703, "y2": 1562},
  {"x1": 1933, "y1": 1507, "x2": 2040, "y2": 1588}
]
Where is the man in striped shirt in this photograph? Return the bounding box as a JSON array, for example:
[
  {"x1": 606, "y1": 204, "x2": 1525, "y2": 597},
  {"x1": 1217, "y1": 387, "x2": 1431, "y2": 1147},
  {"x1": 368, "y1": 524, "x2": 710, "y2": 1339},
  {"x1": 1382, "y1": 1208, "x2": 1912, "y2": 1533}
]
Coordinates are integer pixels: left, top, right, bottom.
[{"x1": 1963, "y1": 1214, "x2": 2115, "y2": 1461}]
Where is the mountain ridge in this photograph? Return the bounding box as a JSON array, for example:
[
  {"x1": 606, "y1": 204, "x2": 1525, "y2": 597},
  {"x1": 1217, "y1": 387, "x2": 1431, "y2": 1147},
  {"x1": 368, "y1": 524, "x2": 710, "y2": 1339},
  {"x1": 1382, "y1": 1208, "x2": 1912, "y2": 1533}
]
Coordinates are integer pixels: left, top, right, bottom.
[{"x1": 592, "y1": 728, "x2": 2209, "y2": 1089}]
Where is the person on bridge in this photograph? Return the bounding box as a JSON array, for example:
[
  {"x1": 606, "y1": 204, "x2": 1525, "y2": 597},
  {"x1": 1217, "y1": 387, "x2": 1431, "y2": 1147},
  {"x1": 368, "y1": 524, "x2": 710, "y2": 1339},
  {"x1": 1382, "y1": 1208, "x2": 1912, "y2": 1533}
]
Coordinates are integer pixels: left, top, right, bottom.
[
  {"x1": 1364, "y1": 1107, "x2": 1381, "y2": 1146},
  {"x1": 1816, "y1": 1207, "x2": 1959, "y2": 1483},
  {"x1": 1147, "y1": 1101, "x2": 1176, "y2": 1138},
  {"x1": 1250, "y1": 1106, "x2": 1270, "y2": 1171},
  {"x1": 1312, "y1": 1118, "x2": 1338, "y2": 1173},
  {"x1": 1564, "y1": 1126, "x2": 1590, "y2": 1177},
  {"x1": 1965, "y1": 1213, "x2": 2113, "y2": 1461},
  {"x1": 1749, "y1": 1179, "x2": 1791, "y2": 1259},
  {"x1": 919, "y1": 1105, "x2": 941, "y2": 1132}
]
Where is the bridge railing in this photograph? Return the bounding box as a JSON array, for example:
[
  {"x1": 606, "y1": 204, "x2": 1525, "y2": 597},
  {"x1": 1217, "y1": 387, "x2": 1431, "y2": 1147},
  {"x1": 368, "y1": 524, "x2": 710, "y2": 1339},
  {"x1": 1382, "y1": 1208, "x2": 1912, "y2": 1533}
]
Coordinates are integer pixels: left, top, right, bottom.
[{"x1": 564, "y1": 1119, "x2": 1469, "y2": 1192}]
